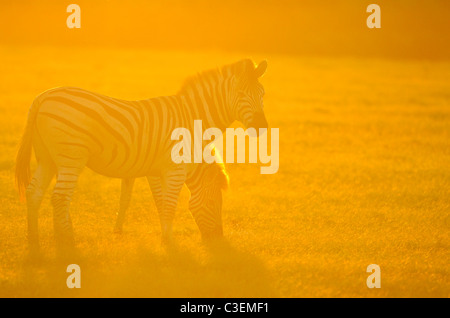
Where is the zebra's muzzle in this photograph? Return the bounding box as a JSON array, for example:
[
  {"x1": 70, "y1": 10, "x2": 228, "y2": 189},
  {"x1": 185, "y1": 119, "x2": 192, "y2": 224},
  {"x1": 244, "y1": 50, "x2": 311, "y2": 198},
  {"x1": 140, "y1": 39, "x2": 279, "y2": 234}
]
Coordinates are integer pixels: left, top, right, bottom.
[
  {"x1": 248, "y1": 112, "x2": 268, "y2": 137},
  {"x1": 249, "y1": 112, "x2": 268, "y2": 130}
]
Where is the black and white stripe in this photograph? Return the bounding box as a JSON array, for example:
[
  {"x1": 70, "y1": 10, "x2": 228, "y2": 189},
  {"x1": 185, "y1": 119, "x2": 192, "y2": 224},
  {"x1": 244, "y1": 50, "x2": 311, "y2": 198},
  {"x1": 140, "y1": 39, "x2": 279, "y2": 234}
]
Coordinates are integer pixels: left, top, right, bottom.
[{"x1": 15, "y1": 59, "x2": 268, "y2": 251}]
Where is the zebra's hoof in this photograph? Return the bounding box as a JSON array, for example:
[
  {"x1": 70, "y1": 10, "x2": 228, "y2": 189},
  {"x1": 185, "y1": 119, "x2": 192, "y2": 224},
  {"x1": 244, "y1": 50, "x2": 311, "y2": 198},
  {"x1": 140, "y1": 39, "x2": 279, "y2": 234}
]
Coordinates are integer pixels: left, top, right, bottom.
[
  {"x1": 160, "y1": 236, "x2": 174, "y2": 248},
  {"x1": 56, "y1": 246, "x2": 82, "y2": 263},
  {"x1": 113, "y1": 227, "x2": 123, "y2": 234},
  {"x1": 25, "y1": 249, "x2": 44, "y2": 265}
]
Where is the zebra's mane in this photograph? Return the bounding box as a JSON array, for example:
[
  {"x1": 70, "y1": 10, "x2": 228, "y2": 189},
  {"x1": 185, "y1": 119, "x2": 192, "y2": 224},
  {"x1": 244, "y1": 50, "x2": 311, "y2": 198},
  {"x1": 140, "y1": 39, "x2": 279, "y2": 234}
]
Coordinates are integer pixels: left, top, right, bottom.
[
  {"x1": 178, "y1": 67, "x2": 222, "y2": 94},
  {"x1": 177, "y1": 59, "x2": 256, "y2": 95}
]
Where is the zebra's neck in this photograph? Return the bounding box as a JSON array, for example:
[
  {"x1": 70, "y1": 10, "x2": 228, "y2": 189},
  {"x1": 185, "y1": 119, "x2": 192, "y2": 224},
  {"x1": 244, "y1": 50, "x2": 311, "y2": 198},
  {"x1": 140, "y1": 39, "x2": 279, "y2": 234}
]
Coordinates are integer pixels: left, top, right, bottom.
[{"x1": 176, "y1": 68, "x2": 235, "y2": 132}]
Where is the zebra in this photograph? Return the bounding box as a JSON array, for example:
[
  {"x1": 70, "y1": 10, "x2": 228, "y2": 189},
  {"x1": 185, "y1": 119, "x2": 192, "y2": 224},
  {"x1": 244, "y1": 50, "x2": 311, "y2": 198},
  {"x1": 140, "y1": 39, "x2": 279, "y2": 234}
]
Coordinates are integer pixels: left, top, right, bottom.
[
  {"x1": 115, "y1": 159, "x2": 229, "y2": 240},
  {"x1": 15, "y1": 59, "x2": 268, "y2": 252}
]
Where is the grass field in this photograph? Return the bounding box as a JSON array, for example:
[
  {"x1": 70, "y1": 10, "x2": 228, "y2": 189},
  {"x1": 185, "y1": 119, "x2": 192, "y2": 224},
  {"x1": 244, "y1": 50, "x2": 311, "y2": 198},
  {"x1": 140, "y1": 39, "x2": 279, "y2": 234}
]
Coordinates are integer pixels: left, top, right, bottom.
[{"x1": 0, "y1": 45, "x2": 449, "y2": 297}]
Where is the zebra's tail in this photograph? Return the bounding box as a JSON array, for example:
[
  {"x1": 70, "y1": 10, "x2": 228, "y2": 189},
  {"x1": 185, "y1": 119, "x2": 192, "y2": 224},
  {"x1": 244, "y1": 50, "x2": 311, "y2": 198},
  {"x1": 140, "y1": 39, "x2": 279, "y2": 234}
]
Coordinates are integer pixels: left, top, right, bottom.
[{"x1": 15, "y1": 98, "x2": 40, "y2": 202}]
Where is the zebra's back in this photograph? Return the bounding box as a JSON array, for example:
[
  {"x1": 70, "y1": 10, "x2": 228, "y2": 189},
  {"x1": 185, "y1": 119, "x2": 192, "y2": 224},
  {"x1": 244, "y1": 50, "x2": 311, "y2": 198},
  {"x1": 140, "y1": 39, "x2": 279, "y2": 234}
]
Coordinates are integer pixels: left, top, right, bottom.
[{"x1": 34, "y1": 86, "x2": 182, "y2": 178}]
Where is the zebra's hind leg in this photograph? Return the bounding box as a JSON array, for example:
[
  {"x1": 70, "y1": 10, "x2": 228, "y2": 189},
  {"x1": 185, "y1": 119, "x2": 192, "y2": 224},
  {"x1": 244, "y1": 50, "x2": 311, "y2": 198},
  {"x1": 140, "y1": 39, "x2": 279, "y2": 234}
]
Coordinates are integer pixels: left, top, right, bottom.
[
  {"x1": 114, "y1": 178, "x2": 135, "y2": 233},
  {"x1": 156, "y1": 167, "x2": 186, "y2": 245},
  {"x1": 26, "y1": 161, "x2": 55, "y2": 255},
  {"x1": 51, "y1": 165, "x2": 83, "y2": 255}
]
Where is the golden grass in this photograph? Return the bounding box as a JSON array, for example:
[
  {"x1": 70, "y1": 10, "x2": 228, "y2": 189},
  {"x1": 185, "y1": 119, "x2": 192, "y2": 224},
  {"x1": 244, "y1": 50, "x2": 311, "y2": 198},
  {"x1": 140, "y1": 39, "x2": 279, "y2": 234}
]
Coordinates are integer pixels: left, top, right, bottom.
[{"x1": 0, "y1": 45, "x2": 449, "y2": 297}]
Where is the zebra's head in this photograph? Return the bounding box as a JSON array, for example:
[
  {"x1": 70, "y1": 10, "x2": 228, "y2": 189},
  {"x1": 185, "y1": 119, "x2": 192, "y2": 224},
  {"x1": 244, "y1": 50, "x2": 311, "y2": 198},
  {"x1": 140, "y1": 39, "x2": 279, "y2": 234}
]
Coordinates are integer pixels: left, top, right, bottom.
[
  {"x1": 228, "y1": 59, "x2": 268, "y2": 132},
  {"x1": 188, "y1": 163, "x2": 229, "y2": 240}
]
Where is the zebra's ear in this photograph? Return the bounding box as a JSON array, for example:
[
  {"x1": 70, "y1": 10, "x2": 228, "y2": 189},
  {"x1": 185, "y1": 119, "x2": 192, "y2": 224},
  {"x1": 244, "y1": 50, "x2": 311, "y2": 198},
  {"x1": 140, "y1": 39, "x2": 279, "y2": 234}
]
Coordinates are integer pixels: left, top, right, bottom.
[{"x1": 254, "y1": 60, "x2": 267, "y2": 78}]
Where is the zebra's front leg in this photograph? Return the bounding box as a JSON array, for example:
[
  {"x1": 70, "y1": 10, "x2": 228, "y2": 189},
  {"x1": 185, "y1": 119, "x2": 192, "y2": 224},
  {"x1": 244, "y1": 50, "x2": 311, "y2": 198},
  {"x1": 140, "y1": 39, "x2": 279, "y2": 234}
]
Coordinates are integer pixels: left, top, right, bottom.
[
  {"x1": 147, "y1": 175, "x2": 163, "y2": 214},
  {"x1": 155, "y1": 167, "x2": 186, "y2": 245},
  {"x1": 114, "y1": 178, "x2": 136, "y2": 233}
]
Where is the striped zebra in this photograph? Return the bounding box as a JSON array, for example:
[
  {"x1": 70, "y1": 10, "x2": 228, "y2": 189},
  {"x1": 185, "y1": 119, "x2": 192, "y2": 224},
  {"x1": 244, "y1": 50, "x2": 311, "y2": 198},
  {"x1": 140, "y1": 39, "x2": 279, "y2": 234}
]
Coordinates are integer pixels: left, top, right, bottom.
[
  {"x1": 115, "y1": 159, "x2": 229, "y2": 240},
  {"x1": 15, "y1": 59, "x2": 268, "y2": 252}
]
